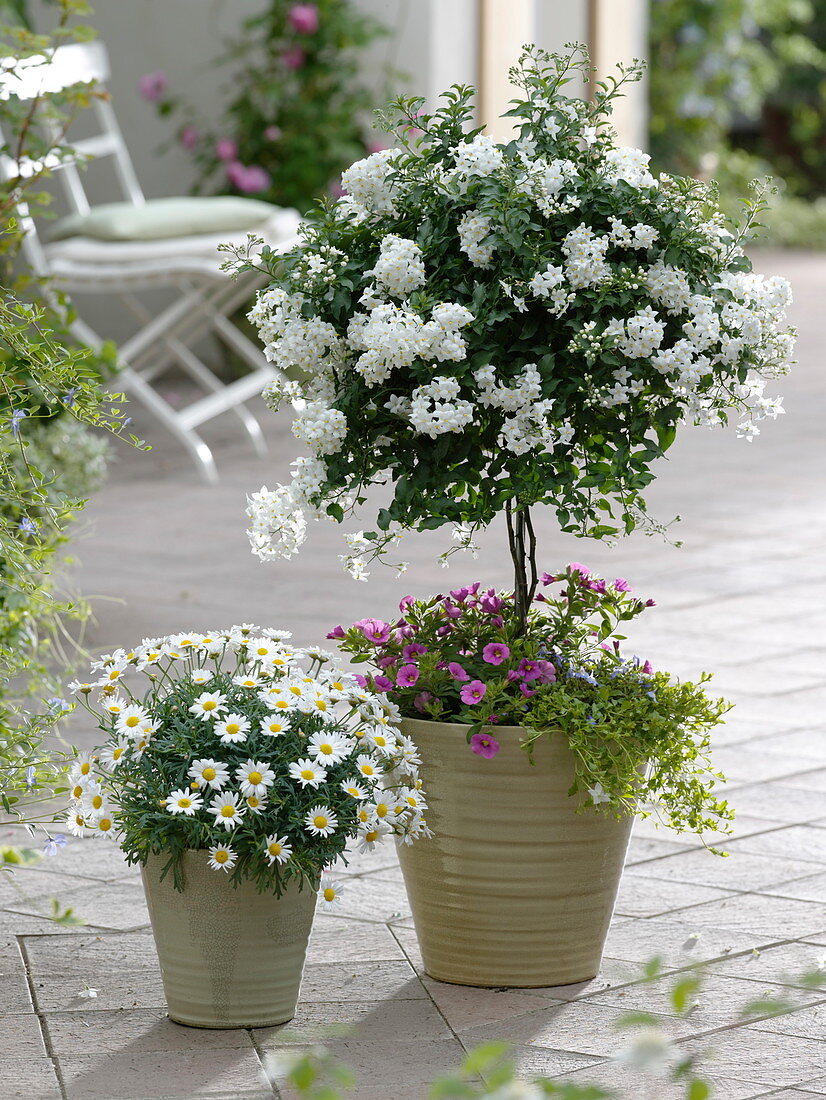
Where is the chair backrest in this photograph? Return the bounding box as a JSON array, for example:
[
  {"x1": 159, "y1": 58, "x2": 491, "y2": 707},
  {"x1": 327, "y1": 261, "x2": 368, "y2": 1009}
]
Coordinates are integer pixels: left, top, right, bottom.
[{"x1": 0, "y1": 40, "x2": 145, "y2": 219}]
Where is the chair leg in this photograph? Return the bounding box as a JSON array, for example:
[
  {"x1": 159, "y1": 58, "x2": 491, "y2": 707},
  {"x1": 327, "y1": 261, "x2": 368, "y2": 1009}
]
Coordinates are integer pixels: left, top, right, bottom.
[{"x1": 119, "y1": 291, "x2": 269, "y2": 458}]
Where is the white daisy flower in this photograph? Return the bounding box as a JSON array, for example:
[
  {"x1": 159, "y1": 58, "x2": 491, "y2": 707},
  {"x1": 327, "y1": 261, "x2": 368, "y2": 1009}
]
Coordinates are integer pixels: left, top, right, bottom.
[
  {"x1": 68, "y1": 773, "x2": 97, "y2": 800},
  {"x1": 356, "y1": 805, "x2": 371, "y2": 826},
  {"x1": 259, "y1": 687, "x2": 292, "y2": 711},
  {"x1": 398, "y1": 787, "x2": 427, "y2": 813},
  {"x1": 209, "y1": 791, "x2": 245, "y2": 830},
  {"x1": 164, "y1": 788, "x2": 204, "y2": 816},
  {"x1": 188, "y1": 758, "x2": 229, "y2": 790},
  {"x1": 235, "y1": 759, "x2": 275, "y2": 797},
  {"x1": 395, "y1": 735, "x2": 422, "y2": 768},
  {"x1": 68, "y1": 680, "x2": 94, "y2": 694},
  {"x1": 98, "y1": 738, "x2": 131, "y2": 769},
  {"x1": 307, "y1": 731, "x2": 355, "y2": 765},
  {"x1": 80, "y1": 784, "x2": 109, "y2": 818},
  {"x1": 288, "y1": 758, "x2": 328, "y2": 789},
  {"x1": 96, "y1": 660, "x2": 128, "y2": 687},
  {"x1": 355, "y1": 754, "x2": 379, "y2": 780},
  {"x1": 245, "y1": 794, "x2": 267, "y2": 814},
  {"x1": 214, "y1": 713, "x2": 250, "y2": 744},
  {"x1": 189, "y1": 692, "x2": 228, "y2": 720},
  {"x1": 318, "y1": 876, "x2": 344, "y2": 909},
  {"x1": 356, "y1": 824, "x2": 388, "y2": 852},
  {"x1": 232, "y1": 673, "x2": 261, "y2": 690},
  {"x1": 340, "y1": 780, "x2": 368, "y2": 800},
  {"x1": 101, "y1": 694, "x2": 127, "y2": 715},
  {"x1": 260, "y1": 716, "x2": 291, "y2": 737},
  {"x1": 207, "y1": 844, "x2": 237, "y2": 872},
  {"x1": 362, "y1": 729, "x2": 397, "y2": 755},
  {"x1": 169, "y1": 632, "x2": 204, "y2": 651},
  {"x1": 92, "y1": 813, "x2": 118, "y2": 838},
  {"x1": 304, "y1": 805, "x2": 338, "y2": 837},
  {"x1": 263, "y1": 834, "x2": 292, "y2": 865},
  {"x1": 369, "y1": 796, "x2": 398, "y2": 822},
  {"x1": 65, "y1": 808, "x2": 91, "y2": 837},
  {"x1": 69, "y1": 753, "x2": 96, "y2": 782},
  {"x1": 281, "y1": 679, "x2": 307, "y2": 700},
  {"x1": 115, "y1": 704, "x2": 149, "y2": 736},
  {"x1": 247, "y1": 639, "x2": 279, "y2": 662},
  {"x1": 190, "y1": 668, "x2": 212, "y2": 685}
]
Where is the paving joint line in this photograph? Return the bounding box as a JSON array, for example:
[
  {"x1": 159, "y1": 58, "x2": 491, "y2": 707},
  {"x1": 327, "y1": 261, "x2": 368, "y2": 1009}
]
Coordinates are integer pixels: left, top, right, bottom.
[{"x1": 16, "y1": 934, "x2": 66, "y2": 1099}]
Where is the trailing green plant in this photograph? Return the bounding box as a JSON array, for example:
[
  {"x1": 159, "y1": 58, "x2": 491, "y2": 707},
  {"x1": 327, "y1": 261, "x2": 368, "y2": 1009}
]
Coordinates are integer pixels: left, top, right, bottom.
[
  {"x1": 0, "y1": 0, "x2": 140, "y2": 833},
  {"x1": 142, "y1": 0, "x2": 393, "y2": 212}
]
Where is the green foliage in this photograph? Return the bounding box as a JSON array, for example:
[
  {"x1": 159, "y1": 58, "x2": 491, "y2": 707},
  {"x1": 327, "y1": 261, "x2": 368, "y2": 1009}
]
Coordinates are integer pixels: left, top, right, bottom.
[
  {"x1": 525, "y1": 660, "x2": 732, "y2": 840},
  {"x1": 148, "y1": 0, "x2": 392, "y2": 212},
  {"x1": 0, "y1": 1, "x2": 140, "y2": 829}
]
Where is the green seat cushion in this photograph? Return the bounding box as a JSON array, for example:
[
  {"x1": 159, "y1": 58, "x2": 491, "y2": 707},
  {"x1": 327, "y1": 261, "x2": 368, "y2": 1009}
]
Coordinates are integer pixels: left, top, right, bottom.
[{"x1": 48, "y1": 196, "x2": 279, "y2": 242}]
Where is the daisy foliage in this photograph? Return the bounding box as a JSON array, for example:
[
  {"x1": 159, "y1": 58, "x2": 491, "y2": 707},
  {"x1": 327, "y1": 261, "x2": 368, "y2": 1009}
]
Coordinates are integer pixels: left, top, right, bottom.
[
  {"x1": 238, "y1": 44, "x2": 793, "y2": 595},
  {"x1": 61, "y1": 626, "x2": 427, "y2": 893}
]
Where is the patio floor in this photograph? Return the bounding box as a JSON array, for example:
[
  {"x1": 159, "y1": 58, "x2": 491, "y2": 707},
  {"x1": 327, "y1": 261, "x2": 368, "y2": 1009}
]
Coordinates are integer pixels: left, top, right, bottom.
[{"x1": 1, "y1": 249, "x2": 825, "y2": 1099}]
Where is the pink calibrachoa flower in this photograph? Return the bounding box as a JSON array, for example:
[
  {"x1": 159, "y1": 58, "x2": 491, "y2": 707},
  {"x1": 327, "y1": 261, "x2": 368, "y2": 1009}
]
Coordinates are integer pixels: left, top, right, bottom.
[
  {"x1": 482, "y1": 642, "x2": 510, "y2": 665},
  {"x1": 180, "y1": 126, "x2": 199, "y2": 151},
  {"x1": 264, "y1": 125, "x2": 283, "y2": 142},
  {"x1": 354, "y1": 618, "x2": 392, "y2": 644},
  {"x1": 282, "y1": 46, "x2": 306, "y2": 70},
  {"x1": 373, "y1": 674, "x2": 394, "y2": 692},
  {"x1": 460, "y1": 680, "x2": 487, "y2": 705},
  {"x1": 413, "y1": 691, "x2": 433, "y2": 713},
  {"x1": 326, "y1": 625, "x2": 346, "y2": 640},
  {"x1": 448, "y1": 662, "x2": 470, "y2": 682},
  {"x1": 328, "y1": 178, "x2": 346, "y2": 198},
  {"x1": 568, "y1": 562, "x2": 590, "y2": 577},
  {"x1": 470, "y1": 732, "x2": 500, "y2": 758},
  {"x1": 396, "y1": 664, "x2": 420, "y2": 687},
  {"x1": 613, "y1": 577, "x2": 632, "y2": 592},
  {"x1": 641, "y1": 660, "x2": 653, "y2": 675},
  {"x1": 402, "y1": 643, "x2": 428, "y2": 660},
  {"x1": 138, "y1": 71, "x2": 168, "y2": 102},
  {"x1": 288, "y1": 3, "x2": 319, "y2": 34},
  {"x1": 215, "y1": 138, "x2": 239, "y2": 162}
]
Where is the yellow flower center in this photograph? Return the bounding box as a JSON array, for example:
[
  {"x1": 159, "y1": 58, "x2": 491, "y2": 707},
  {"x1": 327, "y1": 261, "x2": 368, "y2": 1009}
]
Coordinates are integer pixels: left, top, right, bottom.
[
  {"x1": 203, "y1": 700, "x2": 217, "y2": 711},
  {"x1": 365, "y1": 830, "x2": 379, "y2": 843},
  {"x1": 98, "y1": 817, "x2": 113, "y2": 831},
  {"x1": 248, "y1": 796, "x2": 261, "y2": 808},
  {"x1": 178, "y1": 797, "x2": 192, "y2": 809},
  {"x1": 300, "y1": 769, "x2": 314, "y2": 781},
  {"x1": 313, "y1": 815, "x2": 328, "y2": 829},
  {"x1": 226, "y1": 724, "x2": 239, "y2": 735},
  {"x1": 220, "y1": 805, "x2": 235, "y2": 818},
  {"x1": 125, "y1": 716, "x2": 139, "y2": 728},
  {"x1": 91, "y1": 794, "x2": 103, "y2": 809},
  {"x1": 358, "y1": 809, "x2": 369, "y2": 823},
  {"x1": 376, "y1": 803, "x2": 389, "y2": 818},
  {"x1": 268, "y1": 724, "x2": 283, "y2": 733},
  {"x1": 375, "y1": 735, "x2": 387, "y2": 747},
  {"x1": 113, "y1": 747, "x2": 124, "y2": 760},
  {"x1": 256, "y1": 647, "x2": 268, "y2": 656},
  {"x1": 275, "y1": 700, "x2": 289, "y2": 709},
  {"x1": 361, "y1": 764, "x2": 374, "y2": 776},
  {"x1": 214, "y1": 850, "x2": 229, "y2": 864},
  {"x1": 202, "y1": 767, "x2": 216, "y2": 781},
  {"x1": 249, "y1": 771, "x2": 263, "y2": 785},
  {"x1": 268, "y1": 842, "x2": 282, "y2": 857},
  {"x1": 289, "y1": 686, "x2": 302, "y2": 695},
  {"x1": 315, "y1": 700, "x2": 328, "y2": 711},
  {"x1": 72, "y1": 784, "x2": 83, "y2": 798},
  {"x1": 319, "y1": 745, "x2": 333, "y2": 756},
  {"x1": 323, "y1": 887, "x2": 336, "y2": 902},
  {"x1": 74, "y1": 814, "x2": 85, "y2": 827},
  {"x1": 80, "y1": 762, "x2": 91, "y2": 775}
]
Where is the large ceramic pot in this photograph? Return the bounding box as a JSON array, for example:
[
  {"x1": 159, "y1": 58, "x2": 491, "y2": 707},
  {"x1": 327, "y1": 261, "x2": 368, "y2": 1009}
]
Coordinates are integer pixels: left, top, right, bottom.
[
  {"x1": 395, "y1": 717, "x2": 634, "y2": 988},
  {"x1": 141, "y1": 850, "x2": 317, "y2": 1028}
]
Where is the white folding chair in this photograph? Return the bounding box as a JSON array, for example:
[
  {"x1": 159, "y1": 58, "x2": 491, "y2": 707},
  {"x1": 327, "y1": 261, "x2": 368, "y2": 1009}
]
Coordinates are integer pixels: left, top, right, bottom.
[{"x1": 0, "y1": 40, "x2": 300, "y2": 482}]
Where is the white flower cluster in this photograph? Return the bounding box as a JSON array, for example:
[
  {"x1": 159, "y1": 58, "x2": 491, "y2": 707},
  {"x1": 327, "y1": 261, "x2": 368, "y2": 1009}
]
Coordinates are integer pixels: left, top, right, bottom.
[
  {"x1": 474, "y1": 364, "x2": 561, "y2": 455},
  {"x1": 368, "y1": 234, "x2": 425, "y2": 299},
  {"x1": 528, "y1": 263, "x2": 573, "y2": 315},
  {"x1": 409, "y1": 376, "x2": 474, "y2": 437},
  {"x1": 601, "y1": 146, "x2": 657, "y2": 190},
  {"x1": 339, "y1": 147, "x2": 402, "y2": 217},
  {"x1": 562, "y1": 224, "x2": 611, "y2": 288},
  {"x1": 250, "y1": 287, "x2": 341, "y2": 376},
  {"x1": 452, "y1": 134, "x2": 504, "y2": 190},
  {"x1": 458, "y1": 210, "x2": 495, "y2": 267},
  {"x1": 347, "y1": 300, "x2": 473, "y2": 386},
  {"x1": 66, "y1": 627, "x2": 430, "y2": 873}
]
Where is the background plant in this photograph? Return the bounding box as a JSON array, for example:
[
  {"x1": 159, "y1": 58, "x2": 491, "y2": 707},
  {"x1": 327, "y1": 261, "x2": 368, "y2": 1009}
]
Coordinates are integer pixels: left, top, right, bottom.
[
  {"x1": 240, "y1": 44, "x2": 793, "y2": 635},
  {"x1": 1, "y1": 0, "x2": 137, "y2": 832},
  {"x1": 143, "y1": 0, "x2": 392, "y2": 213},
  {"x1": 65, "y1": 626, "x2": 427, "y2": 893}
]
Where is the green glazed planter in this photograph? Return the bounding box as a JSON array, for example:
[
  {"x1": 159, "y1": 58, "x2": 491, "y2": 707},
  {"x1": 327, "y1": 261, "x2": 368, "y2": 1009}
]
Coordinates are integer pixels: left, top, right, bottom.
[
  {"x1": 141, "y1": 850, "x2": 317, "y2": 1028},
  {"x1": 395, "y1": 717, "x2": 634, "y2": 988}
]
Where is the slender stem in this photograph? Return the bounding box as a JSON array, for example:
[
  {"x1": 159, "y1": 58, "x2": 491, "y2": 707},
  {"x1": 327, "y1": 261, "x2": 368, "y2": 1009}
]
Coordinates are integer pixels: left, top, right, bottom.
[{"x1": 506, "y1": 502, "x2": 539, "y2": 637}]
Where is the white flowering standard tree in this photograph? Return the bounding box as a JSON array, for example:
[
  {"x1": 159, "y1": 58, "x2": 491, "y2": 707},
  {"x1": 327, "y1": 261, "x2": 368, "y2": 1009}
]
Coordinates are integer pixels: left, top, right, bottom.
[{"x1": 242, "y1": 44, "x2": 793, "y2": 635}]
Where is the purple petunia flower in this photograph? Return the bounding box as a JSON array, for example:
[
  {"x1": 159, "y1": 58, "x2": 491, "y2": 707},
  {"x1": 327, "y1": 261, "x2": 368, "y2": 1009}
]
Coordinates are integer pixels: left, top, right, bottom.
[
  {"x1": 613, "y1": 577, "x2": 632, "y2": 592},
  {"x1": 470, "y1": 732, "x2": 500, "y2": 759},
  {"x1": 373, "y1": 675, "x2": 394, "y2": 692},
  {"x1": 641, "y1": 660, "x2": 653, "y2": 675},
  {"x1": 402, "y1": 643, "x2": 428, "y2": 660},
  {"x1": 288, "y1": 3, "x2": 319, "y2": 34},
  {"x1": 448, "y1": 662, "x2": 470, "y2": 682},
  {"x1": 460, "y1": 680, "x2": 487, "y2": 704},
  {"x1": 326, "y1": 625, "x2": 346, "y2": 639},
  {"x1": 482, "y1": 642, "x2": 510, "y2": 666},
  {"x1": 413, "y1": 691, "x2": 434, "y2": 713},
  {"x1": 137, "y1": 71, "x2": 168, "y2": 101},
  {"x1": 354, "y1": 618, "x2": 392, "y2": 644},
  {"x1": 396, "y1": 664, "x2": 420, "y2": 687},
  {"x1": 180, "y1": 126, "x2": 199, "y2": 151},
  {"x1": 568, "y1": 562, "x2": 590, "y2": 577}
]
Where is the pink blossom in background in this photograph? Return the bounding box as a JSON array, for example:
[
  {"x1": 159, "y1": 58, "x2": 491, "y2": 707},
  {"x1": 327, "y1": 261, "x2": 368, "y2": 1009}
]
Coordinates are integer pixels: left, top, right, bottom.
[
  {"x1": 613, "y1": 577, "x2": 632, "y2": 592},
  {"x1": 413, "y1": 691, "x2": 433, "y2": 713},
  {"x1": 226, "y1": 162, "x2": 271, "y2": 193},
  {"x1": 365, "y1": 139, "x2": 389, "y2": 154},
  {"x1": 641, "y1": 660, "x2": 654, "y2": 674},
  {"x1": 288, "y1": 3, "x2": 319, "y2": 34},
  {"x1": 215, "y1": 138, "x2": 239, "y2": 162},
  {"x1": 327, "y1": 178, "x2": 346, "y2": 198},
  {"x1": 180, "y1": 126, "x2": 199, "y2": 151},
  {"x1": 137, "y1": 71, "x2": 168, "y2": 102},
  {"x1": 470, "y1": 732, "x2": 500, "y2": 759},
  {"x1": 282, "y1": 46, "x2": 306, "y2": 70},
  {"x1": 264, "y1": 125, "x2": 283, "y2": 142},
  {"x1": 568, "y1": 562, "x2": 590, "y2": 577}
]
